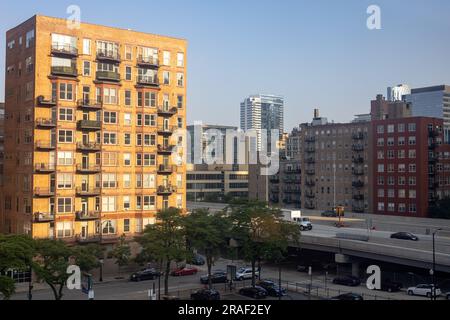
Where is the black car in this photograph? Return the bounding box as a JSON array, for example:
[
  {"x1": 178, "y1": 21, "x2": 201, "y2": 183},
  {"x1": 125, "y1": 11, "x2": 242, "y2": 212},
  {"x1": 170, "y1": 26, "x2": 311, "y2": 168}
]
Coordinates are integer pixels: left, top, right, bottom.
[
  {"x1": 390, "y1": 232, "x2": 419, "y2": 241},
  {"x1": 380, "y1": 280, "x2": 402, "y2": 292},
  {"x1": 130, "y1": 268, "x2": 160, "y2": 282},
  {"x1": 190, "y1": 254, "x2": 206, "y2": 266},
  {"x1": 331, "y1": 293, "x2": 364, "y2": 301},
  {"x1": 191, "y1": 289, "x2": 221, "y2": 301},
  {"x1": 200, "y1": 271, "x2": 228, "y2": 284},
  {"x1": 239, "y1": 286, "x2": 268, "y2": 299},
  {"x1": 332, "y1": 275, "x2": 361, "y2": 287},
  {"x1": 257, "y1": 280, "x2": 287, "y2": 297},
  {"x1": 321, "y1": 210, "x2": 337, "y2": 217}
]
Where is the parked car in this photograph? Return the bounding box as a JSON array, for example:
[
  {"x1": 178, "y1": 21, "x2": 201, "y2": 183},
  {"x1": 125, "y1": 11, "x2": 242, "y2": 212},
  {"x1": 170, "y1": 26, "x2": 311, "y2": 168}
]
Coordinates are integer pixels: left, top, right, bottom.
[
  {"x1": 191, "y1": 289, "x2": 221, "y2": 301},
  {"x1": 190, "y1": 254, "x2": 206, "y2": 266},
  {"x1": 379, "y1": 280, "x2": 402, "y2": 292},
  {"x1": 407, "y1": 284, "x2": 441, "y2": 298},
  {"x1": 257, "y1": 280, "x2": 287, "y2": 297},
  {"x1": 200, "y1": 271, "x2": 228, "y2": 284},
  {"x1": 235, "y1": 267, "x2": 259, "y2": 281},
  {"x1": 130, "y1": 268, "x2": 160, "y2": 282},
  {"x1": 446, "y1": 292, "x2": 450, "y2": 300},
  {"x1": 171, "y1": 267, "x2": 198, "y2": 277},
  {"x1": 321, "y1": 210, "x2": 337, "y2": 217},
  {"x1": 332, "y1": 275, "x2": 361, "y2": 287},
  {"x1": 239, "y1": 286, "x2": 268, "y2": 299},
  {"x1": 390, "y1": 232, "x2": 419, "y2": 241},
  {"x1": 331, "y1": 293, "x2": 364, "y2": 301}
]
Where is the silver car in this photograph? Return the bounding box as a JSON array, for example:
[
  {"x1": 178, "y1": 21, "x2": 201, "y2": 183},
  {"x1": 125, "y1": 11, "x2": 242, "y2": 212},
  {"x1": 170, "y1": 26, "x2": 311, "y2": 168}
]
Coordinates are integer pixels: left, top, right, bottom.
[{"x1": 407, "y1": 284, "x2": 441, "y2": 298}]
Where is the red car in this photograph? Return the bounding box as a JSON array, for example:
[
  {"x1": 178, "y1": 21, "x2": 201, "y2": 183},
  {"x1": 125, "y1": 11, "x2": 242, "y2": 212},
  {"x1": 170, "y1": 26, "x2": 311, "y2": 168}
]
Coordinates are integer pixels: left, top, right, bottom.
[{"x1": 171, "y1": 267, "x2": 198, "y2": 276}]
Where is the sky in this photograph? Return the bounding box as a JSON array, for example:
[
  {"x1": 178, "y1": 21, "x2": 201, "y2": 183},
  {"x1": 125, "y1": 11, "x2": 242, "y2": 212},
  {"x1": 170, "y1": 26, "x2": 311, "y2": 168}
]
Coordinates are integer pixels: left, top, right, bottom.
[{"x1": 1, "y1": 0, "x2": 450, "y2": 132}]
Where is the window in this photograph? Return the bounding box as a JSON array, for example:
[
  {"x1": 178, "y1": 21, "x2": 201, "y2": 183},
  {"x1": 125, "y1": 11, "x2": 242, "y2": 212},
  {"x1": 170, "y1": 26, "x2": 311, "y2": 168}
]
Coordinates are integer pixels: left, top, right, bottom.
[
  {"x1": 398, "y1": 137, "x2": 405, "y2": 146},
  {"x1": 177, "y1": 52, "x2": 184, "y2": 67},
  {"x1": 387, "y1": 203, "x2": 395, "y2": 212},
  {"x1": 124, "y1": 218, "x2": 131, "y2": 232},
  {"x1": 125, "y1": 90, "x2": 131, "y2": 106},
  {"x1": 123, "y1": 174, "x2": 131, "y2": 188},
  {"x1": 398, "y1": 150, "x2": 405, "y2": 159},
  {"x1": 398, "y1": 123, "x2": 405, "y2": 133},
  {"x1": 387, "y1": 189, "x2": 395, "y2": 198},
  {"x1": 377, "y1": 151, "x2": 384, "y2": 159},
  {"x1": 145, "y1": 92, "x2": 157, "y2": 107},
  {"x1": 398, "y1": 203, "x2": 406, "y2": 213},
  {"x1": 398, "y1": 176, "x2": 405, "y2": 185},
  {"x1": 57, "y1": 173, "x2": 73, "y2": 189},
  {"x1": 102, "y1": 197, "x2": 116, "y2": 212},
  {"x1": 387, "y1": 125, "x2": 394, "y2": 133},
  {"x1": 377, "y1": 138, "x2": 384, "y2": 147},
  {"x1": 83, "y1": 61, "x2": 91, "y2": 76},
  {"x1": 59, "y1": 108, "x2": 74, "y2": 121},
  {"x1": 409, "y1": 204, "x2": 417, "y2": 213},
  {"x1": 144, "y1": 134, "x2": 156, "y2": 146},
  {"x1": 163, "y1": 71, "x2": 170, "y2": 85},
  {"x1": 144, "y1": 114, "x2": 156, "y2": 126},
  {"x1": 56, "y1": 222, "x2": 73, "y2": 238},
  {"x1": 26, "y1": 29, "x2": 35, "y2": 48},
  {"x1": 103, "y1": 88, "x2": 118, "y2": 104},
  {"x1": 104, "y1": 111, "x2": 117, "y2": 124},
  {"x1": 125, "y1": 66, "x2": 132, "y2": 81},
  {"x1": 144, "y1": 154, "x2": 156, "y2": 166},
  {"x1": 58, "y1": 130, "x2": 73, "y2": 143},
  {"x1": 136, "y1": 134, "x2": 142, "y2": 146},
  {"x1": 57, "y1": 198, "x2": 72, "y2": 213},
  {"x1": 409, "y1": 177, "x2": 416, "y2": 186},
  {"x1": 124, "y1": 133, "x2": 131, "y2": 145},
  {"x1": 409, "y1": 149, "x2": 416, "y2": 159},
  {"x1": 377, "y1": 164, "x2": 384, "y2": 173},
  {"x1": 409, "y1": 190, "x2": 416, "y2": 199},
  {"x1": 83, "y1": 39, "x2": 91, "y2": 55},
  {"x1": 102, "y1": 220, "x2": 116, "y2": 234},
  {"x1": 387, "y1": 150, "x2": 395, "y2": 159},
  {"x1": 408, "y1": 123, "x2": 416, "y2": 132},
  {"x1": 163, "y1": 51, "x2": 171, "y2": 65},
  {"x1": 103, "y1": 132, "x2": 117, "y2": 145},
  {"x1": 408, "y1": 136, "x2": 416, "y2": 145},
  {"x1": 387, "y1": 138, "x2": 394, "y2": 146},
  {"x1": 176, "y1": 195, "x2": 183, "y2": 209},
  {"x1": 7, "y1": 39, "x2": 15, "y2": 49},
  {"x1": 137, "y1": 195, "x2": 155, "y2": 210},
  {"x1": 377, "y1": 202, "x2": 385, "y2": 211},
  {"x1": 398, "y1": 164, "x2": 406, "y2": 173},
  {"x1": 177, "y1": 174, "x2": 183, "y2": 189},
  {"x1": 178, "y1": 117, "x2": 183, "y2": 128},
  {"x1": 57, "y1": 152, "x2": 73, "y2": 165},
  {"x1": 177, "y1": 73, "x2": 184, "y2": 87},
  {"x1": 398, "y1": 189, "x2": 406, "y2": 198},
  {"x1": 125, "y1": 45, "x2": 132, "y2": 60},
  {"x1": 377, "y1": 125, "x2": 384, "y2": 134},
  {"x1": 388, "y1": 176, "x2": 395, "y2": 186},
  {"x1": 102, "y1": 174, "x2": 117, "y2": 188},
  {"x1": 177, "y1": 95, "x2": 183, "y2": 108},
  {"x1": 409, "y1": 164, "x2": 416, "y2": 173},
  {"x1": 59, "y1": 83, "x2": 73, "y2": 100},
  {"x1": 143, "y1": 174, "x2": 156, "y2": 188},
  {"x1": 26, "y1": 57, "x2": 33, "y2": 73},
  {"x1": 25, "y1": 82, "x2": 33, "y2": 101},
  {"x1": 124, "y1": 113, "x2": 132, "y2": 125},
  {"x1": 102, "y1": 152, "x2": 117, "y2": 166},
  {"x1": 377, "y1": 189, "x2": 384, "y2": 198},
  {"x1": 124, "y1": 153, "x2": 131, "y2": 166}
]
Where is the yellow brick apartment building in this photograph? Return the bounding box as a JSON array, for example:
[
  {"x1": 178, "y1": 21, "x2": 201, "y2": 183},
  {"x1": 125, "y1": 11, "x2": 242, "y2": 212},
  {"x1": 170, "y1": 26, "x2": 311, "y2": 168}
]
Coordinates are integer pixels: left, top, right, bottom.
[{"x1": 1, "y1": 15, "x2": 187, "y2": 244}]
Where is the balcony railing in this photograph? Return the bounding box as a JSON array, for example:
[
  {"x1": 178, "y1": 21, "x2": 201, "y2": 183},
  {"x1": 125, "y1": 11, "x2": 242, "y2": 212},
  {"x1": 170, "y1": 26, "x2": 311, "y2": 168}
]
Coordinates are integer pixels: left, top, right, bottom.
[
  {"x1": 306, "y1": 169, "x2": 315, "y2": 175},
  {"x1": 36, "y1": 142, "x2": 56, "y2": 150},
  {"x1": 51, "y1": 43, "x2": 78, "y2": 56},
  {"x1": 137, "y1": 55, "x2": 159, "y2": 68},
  {"x1": 76, "y1": 164, "x2": 101, "y2": 173},
  {"x1": 101, "y1": 234, "x2": 120, "y2": 244},
  {"x1": 158, "y1": 126, "x2": 177, "y2": 135},
  {"x1": 96, "y1": 71, "x2": 121, "y2": 82},
  {"x1": 157, "y1": 107, "x2": 178, "y2": 116},
  {"x1": 136, "y1": 75, "x2": 159, "y2": 87},
  {"x1": 157, "y1": 145, "x2": 175, "y2": 154},
  {"x1": 77, "y1": 99, "x2": 102, "y2": 110},
  {"x1": 34, "y1": 163, "x2": 56, "y2": 173},
  {"x1": 36, "y1": 118, "x2": 57, "y2": 128},
  {"x1": 352, "y1": 144, "x2": 365, "y2": 152},
  {"x1": 305, "y1": 147, "x2": 315, "y2": 153},
  {"x1": 352, "y1": 157, "x2": 364, "y2": 164},
  {"x1": 352, "y1": 169, "x2": 364, "y2": 176},
  {"x1": 77, "y1": 142, "x2": 101, "y2": 151},
  {"x1": 78, "y1": 120, "x2": 101, "y2": 131},
  {"x1": 76, "y1": 187, "x2": 101, "y2": 196},
  {"x1": 96, "y1": 50, "x2": 121, "y2": 62},
  {"x1": 157, "y1": 185, "x2": 177, "y2": 195},
  {"x1": 37, "y1": 95, "x2": 57, "y2": 106},
  {"x1": 305, "y1": 192, "x2": 315, "y2": 199},
  {"x1": 352, "y1": 132, "x2": 364, "y2": 140},
  {"x1": 76, "y1": 235, "x2": 102, "y2": 244},
  {"x1": 158, "y1": 165, "x2": 175, "y2": 174},
  {"x1": 353, "y1": 194, "x2": 364, "y2": 201},
  {"x1": 352, "y1": 181, "x2": 365, "y2": 188},
  {"x1": 34, "y1": 188, "x2": 55, "y2": 197},
  {"x1": 305, "y1": 180, "x2": 316, "y2": 187},
  {"x1": 34, "y1": 212, "x2": 55, "y2": 223},
  {"x1": 51, "y1": 66, "x2": 78, "y2": 77},
  {"x1": 76, "y1": 211, "x2": 101, "y2": 221}
]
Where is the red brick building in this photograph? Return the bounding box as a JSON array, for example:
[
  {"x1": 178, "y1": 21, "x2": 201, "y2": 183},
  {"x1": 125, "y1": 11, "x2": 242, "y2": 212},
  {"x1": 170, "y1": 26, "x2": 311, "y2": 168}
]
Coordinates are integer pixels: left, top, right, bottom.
[{"x1": 372, "y1": 117, "x2": 450, "y2": 218}]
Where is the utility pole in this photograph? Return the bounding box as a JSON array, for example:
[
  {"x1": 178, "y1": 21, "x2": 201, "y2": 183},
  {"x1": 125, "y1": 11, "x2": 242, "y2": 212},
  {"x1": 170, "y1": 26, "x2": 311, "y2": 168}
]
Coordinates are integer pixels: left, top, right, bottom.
[
  {"x1": 333, "y1": 158, "x2": 336, "y2": 209},
  {"x1": 432, "y1": 228, "x2": 442, "y2": 300}
]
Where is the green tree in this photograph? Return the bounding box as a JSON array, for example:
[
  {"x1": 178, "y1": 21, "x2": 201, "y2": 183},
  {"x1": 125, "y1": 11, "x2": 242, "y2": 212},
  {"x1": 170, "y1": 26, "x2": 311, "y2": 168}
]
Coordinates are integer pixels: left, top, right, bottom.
[
  {"x1": 184, "y1": 208, "x2": 231, "y2": 289},
  {"x1": 135, "y1": 208, "x2": 188, "y2": 296},
  {"x1": 429, "y1": 197, "x2": 450, "y2": 219},
  {"x1": 0, "y1": 235, "x2": 36, "y2": 300},
  {"x1": 109, "y1": 235, "x2": 131, "y2": 278},
  {"x1": 33, "y1": 239, "x2": 73, "y2": 300},
  {"x1": 73, "y1": 244, "x2": 105, "y2": 274},
  {"x1": 227, "y1": 200, "x2": 300, "y2": 287}
]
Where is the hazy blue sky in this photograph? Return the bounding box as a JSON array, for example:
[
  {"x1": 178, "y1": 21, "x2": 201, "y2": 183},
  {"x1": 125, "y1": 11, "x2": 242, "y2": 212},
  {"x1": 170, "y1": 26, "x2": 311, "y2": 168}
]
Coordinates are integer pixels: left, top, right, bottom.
[{"x1": 1, "y1": 0, "x2": 450, "y2": 131}]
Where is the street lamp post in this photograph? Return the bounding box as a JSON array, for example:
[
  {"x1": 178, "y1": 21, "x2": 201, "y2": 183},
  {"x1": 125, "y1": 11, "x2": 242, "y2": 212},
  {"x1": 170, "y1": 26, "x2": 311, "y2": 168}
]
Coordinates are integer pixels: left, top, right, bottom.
[
  {"x1": 99, "y1": 259, "x2": 104, "y2": 282},
  {"x1": 432, "y1": 228, "x2": 442, "y2": 300},
  {"x1": 278, "y1": 264, "x2": 282, "y2": 301}
]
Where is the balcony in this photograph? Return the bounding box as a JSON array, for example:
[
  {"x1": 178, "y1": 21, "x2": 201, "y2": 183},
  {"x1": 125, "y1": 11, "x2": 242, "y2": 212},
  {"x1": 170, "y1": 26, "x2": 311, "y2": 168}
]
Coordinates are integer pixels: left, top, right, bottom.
[
  {"x1": 51, "y1": 66, "x2": 78, "y2": 77},
  {"x1": 352, "y1": 157, "x2": 364, "y2": 164},
  {"x1": 352, "y1": 144, "x2": 365, "y2": 152},
  {"x1": 96, "y1": 71, "x2": 121, "y2": 82},
  {"x1": 77, "y1": 120, "x2": 101, "y2": 131},
  {"x1": 305, "y1": 192, "x2": 315, "y2": 199},
  {"x1": 77, "y1": 142, "x2": 101, "y2": 152},
  {"x1": 76, "y1": 235, "x2": 101, "y2": 244},
  {"x1": 137, "y1": 55, "x2": 159, "y2": 68},
  {"x1": 76, "y1": 211, "x2": 100, "y2": 221},
  {"x1": 51, "y1": 43, "x2": 78, "y2": 57},
  {"x1": 305, "y1": 136, "x2": 316, "y2": 143},
  {"x1": 305, "y1": 180, "x2": 315, "y2": 187},
  {"x1": 157, "y1": 107, "x2": 178, "y2": 117},
  {"x1": 352, "y1": 181, "x2": 364, "y2": 188},
  {"x1": 76, "y1": 164, "x2": 101, "y2": 174},
  {"x1": 158, "y1": 126, "x2": 177, "y2": 135},
  {"x1": 77, "y1": 99, "x2": 102, "y2": 110},
  {"x1": 158, "y1": 165, "x2": 175, "y2": 174},
  {"x1": 306, "y1": 158, "x2": 315, "y2": 164},
  {"x1": 352, "y1": 206, "x2": 365, "y2": 213},
  {"x1": 36, "y1": 118, "x2": 57, "y2": 128},
  {"x1": 157, "y1": 185, "x2": 177, "y2": 195},
  {"x1": 428, "y1": 130, "x2": 439, "y2": 138},
  {"x1": 34, "y1": 163, "x2": 56, "y2": 173},
  {"x1": 353, "y1": 194, "x2": 364, "y2": 201},
  {"x1": 305, "y1": 202, "x2": 316, "y2": 210},
  {"x1": 305, "y1": 147, "x2": 315, "y2": 153},
  {"x1": 136, "y1": 75, "x2": 159, "y2": 87},
  {"x1": 284, "y1": 188, "x2": 300, "y2": 194},
  {"x1": 101, "y1": 234, "x2": 120, "y2": 244},
  {"x1": 157, "y1": 145, "x2": 175, "y2": 155},
  {"x1": 352, "y1": 169, "x2": 364, "y2": 176},
  {"x1": 352, "y1": 132, "x2": 364, "y2": 140},
  {"x1": 37, "y1": 95, "x2": 57, "y2": 106},
  {"x1": 36, "y1": 142, "x2": 56, "y2": 150},
  {"x1": 76, "y1": 187, "x2": 101, "y2": 197},
  {"x1": 34, "y1": 212, "x2": 55, "y2": 223},
  {"x1": 306, "y1": 169, "x2": 315, "y2": 175},
  {"x1": 96, "y1": 50, "x2": 121, "y2": 63},
  {"x1": 34, "y1": 188, "x2": 55, "y2": 197}
]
